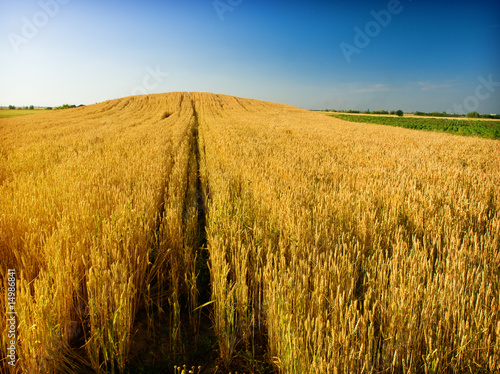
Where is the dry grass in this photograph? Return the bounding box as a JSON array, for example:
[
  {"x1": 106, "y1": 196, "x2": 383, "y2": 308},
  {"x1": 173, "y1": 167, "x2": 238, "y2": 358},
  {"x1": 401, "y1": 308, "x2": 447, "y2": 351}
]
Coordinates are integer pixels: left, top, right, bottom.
[{"x1": 1, "y1": 92, "x2": 499, "y2": 373}]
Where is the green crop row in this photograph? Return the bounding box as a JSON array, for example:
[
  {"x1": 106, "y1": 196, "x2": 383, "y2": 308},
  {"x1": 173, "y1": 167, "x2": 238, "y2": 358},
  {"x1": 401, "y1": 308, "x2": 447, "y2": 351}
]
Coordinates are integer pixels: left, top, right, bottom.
[{"x1": 330, "y1": 114, "x2": 500, "y2": 139}]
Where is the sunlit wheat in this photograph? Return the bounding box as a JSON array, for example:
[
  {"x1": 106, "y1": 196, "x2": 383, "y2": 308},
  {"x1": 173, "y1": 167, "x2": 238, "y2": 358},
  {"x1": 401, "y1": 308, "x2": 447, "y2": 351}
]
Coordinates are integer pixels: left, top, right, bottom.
[{"x1": 1, "y1": 92, "x2": 498, "y2": 373}]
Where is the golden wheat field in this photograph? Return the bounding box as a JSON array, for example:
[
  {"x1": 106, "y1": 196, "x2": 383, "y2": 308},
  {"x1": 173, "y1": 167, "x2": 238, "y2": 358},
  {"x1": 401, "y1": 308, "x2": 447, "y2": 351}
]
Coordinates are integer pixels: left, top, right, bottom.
[{"x1": 1, "y1": 92, "x2": 499, "y2": 373}]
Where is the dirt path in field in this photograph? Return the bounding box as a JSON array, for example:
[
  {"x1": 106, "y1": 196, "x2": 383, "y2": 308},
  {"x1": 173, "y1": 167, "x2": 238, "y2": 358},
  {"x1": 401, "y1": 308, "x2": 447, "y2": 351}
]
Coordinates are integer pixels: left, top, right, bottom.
[
  {"x1": 126, "y1": 94, "x2": 219, "y2": 373},
  {"x1": 191, "y1": 96, "x2": 211, "y2": 306}
]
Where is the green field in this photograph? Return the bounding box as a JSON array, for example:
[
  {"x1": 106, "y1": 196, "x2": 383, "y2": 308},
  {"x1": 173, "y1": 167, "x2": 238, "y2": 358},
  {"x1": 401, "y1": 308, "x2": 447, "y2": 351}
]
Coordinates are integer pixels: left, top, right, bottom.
[
  {"x1": 0, "y1": 109, "x2": 50, "y2": 118},
  {"x1": 330, "y1": 113, "x2": 500, "y2": 139}
]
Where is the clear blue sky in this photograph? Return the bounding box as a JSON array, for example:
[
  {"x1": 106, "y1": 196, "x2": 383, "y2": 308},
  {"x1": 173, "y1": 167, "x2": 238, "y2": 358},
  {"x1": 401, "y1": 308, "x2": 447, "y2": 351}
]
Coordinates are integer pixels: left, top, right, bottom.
[{"x1": 1, "y1": 0, "x2": 499, "y2": 113}]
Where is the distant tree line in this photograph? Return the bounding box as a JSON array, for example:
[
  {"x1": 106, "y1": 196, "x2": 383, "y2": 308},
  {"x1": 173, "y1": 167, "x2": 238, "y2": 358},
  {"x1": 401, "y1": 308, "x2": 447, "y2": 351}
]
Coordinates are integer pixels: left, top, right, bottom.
[
  {"x1": 6, "y1": 104, "x2": 85, "y2": 110},
  {"x1": 8, "y1": 105, "x2": 35, "y2": 110},
  {"x1": 325, "y1": 109, "x2": 404, "y2": 116},
  {"x1": 412, "y1": 111, "x2": 499, "y2": 119},
  {"x1": 464, "y1": 111, "x2": 499, "y2": 119},
  {"x1": 54, "y1": 104, "x2": 77, "y2": 110},
  {"x1": 413, "y1": 111, "x2": 456, "y2": 117},
  {"x1": 323, "y1": 109, "x2": 500, "y2": 119},
  {"x1": 54, "y1": 104, "x2": 85, "y2": 110}
]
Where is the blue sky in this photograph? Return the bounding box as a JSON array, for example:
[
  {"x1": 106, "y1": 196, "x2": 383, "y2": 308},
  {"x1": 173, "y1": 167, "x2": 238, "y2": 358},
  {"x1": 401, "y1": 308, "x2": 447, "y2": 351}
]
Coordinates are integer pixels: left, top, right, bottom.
[{"x1": 1, "y1": 0, "x2": 499, "y2": 113}]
